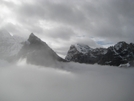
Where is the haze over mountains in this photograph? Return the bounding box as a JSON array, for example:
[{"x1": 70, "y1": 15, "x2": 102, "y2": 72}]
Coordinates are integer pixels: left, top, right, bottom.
[
  {"x1": 0, "y1": 30, "x2": 66, "y2": 67},
  {"x1": 18, "y1": 33, "x2": 66, "y2": 67},
  {"x1": 0, "y1": 30, "x2": 134, "y2": 101},
  {"x1": 1, "y1": 0, "x2": 134, "y2": 100},
  {"x1": 0, "y1": 30, "x2": 134, "y2": 67}
]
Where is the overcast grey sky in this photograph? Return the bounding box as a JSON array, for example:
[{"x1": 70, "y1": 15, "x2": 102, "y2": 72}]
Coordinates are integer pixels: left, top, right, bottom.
[{"x1": 0, "y1": 0, "x2": 134, "y2": 57}]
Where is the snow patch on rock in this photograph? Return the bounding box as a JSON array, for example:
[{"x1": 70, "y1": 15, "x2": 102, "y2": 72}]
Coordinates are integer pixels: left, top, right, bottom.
[
  {"x1": 74, "y1": 44, "x2": 91, "y2": 54},
  {"x1": 119, "y1": 63, "x2": 130, "y2": 67},
  {"x1": 114, "y1": 42, "x2": 123, "y2": 50}
]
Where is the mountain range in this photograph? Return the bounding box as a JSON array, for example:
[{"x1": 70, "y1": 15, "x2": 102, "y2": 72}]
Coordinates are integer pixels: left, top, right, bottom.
[
  {"x1": 66, "y1": 42, "x2": 134, "y2": 66},
  {"x1": 0, "y1": 30, "x2": 134, "y2": 67}
]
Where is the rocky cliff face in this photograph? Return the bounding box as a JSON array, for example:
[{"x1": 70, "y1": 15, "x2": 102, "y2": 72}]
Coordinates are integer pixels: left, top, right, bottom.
[
  {"x1": 66, "y1": 42, "x2": 134, "y2": 66},
  {"x1": 18, "y1": 33, "x2": 66, "y2": 66}
]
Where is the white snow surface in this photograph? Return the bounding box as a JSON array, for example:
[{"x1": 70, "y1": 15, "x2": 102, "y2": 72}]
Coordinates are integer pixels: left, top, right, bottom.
[
  {"x1": 65, "y1": 44, "x2": 92, "y2": 61},
  {"x1": 0, "y1": 60, "x2": 134, "y2": 101},
  {"x1": 119, "y1": 63, "x2": 130, "y2": 67},
  {"x1": 66, "y1": 44, "x2": 108, "y2": 61}
]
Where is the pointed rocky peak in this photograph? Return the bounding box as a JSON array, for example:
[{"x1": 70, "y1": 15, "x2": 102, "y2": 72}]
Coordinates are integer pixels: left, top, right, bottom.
[
  {"x1": 117, "y1": 41, "x2": 128, "y2": 46},
  {"x1": 68, "y1": 45, "x2": 76, "y2": 52},
  {"x1": 28, "y1": 33, "x2": 41, "y2": 44},
  {"x1": 18, "y1": 33, "x2": 66, "y2": 67},
  {"x1": 70, "y1": 45, "x2": 75, "y2": 49},
  {"x1": 114, "y1": 41, "x2": 128, "y2": 51}
]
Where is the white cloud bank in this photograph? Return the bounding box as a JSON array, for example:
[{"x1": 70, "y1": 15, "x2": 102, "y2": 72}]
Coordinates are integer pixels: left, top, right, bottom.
[{"x1": 0, "y1": 61, "x2": 134, "y2": 101}]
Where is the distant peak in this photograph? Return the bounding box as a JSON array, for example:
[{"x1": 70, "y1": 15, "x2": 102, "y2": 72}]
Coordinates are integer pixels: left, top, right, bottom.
[
  {"x1": 75, "y1": 43, "x2": 90, "y2": 47},
  {"x1": 29, "y1": 33, "x2": 37, "y2": 38},
  {"x1": 115, "y1": 41, "x2": 128, "y2": 47},
  {"x1": 117, "y1": 41, "x2": 127, "y2": 44},
  {"x1": 70, "y1": 43, "x2": 91, "y2": 54},
  {"x1": 30, "y1": 33, "x2": 35, "y2": 36},
  {"x1": 28, "y1": 33, "x2": 41, "y2": 43}
]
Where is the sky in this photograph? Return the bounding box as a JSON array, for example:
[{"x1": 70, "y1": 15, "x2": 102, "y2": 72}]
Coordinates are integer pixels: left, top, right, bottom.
[{"x1": 0, "y1": 0, "x2": 134, "y2": 57}]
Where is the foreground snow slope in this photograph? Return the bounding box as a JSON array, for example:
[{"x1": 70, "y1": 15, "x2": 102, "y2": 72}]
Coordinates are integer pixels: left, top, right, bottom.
[{"x1": 0, "y1": 61, "x2": 134, "y2": 101}]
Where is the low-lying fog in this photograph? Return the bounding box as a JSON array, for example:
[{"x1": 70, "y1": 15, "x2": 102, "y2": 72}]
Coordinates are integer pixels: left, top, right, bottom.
[{"x1": 0, "y1": 60, "x2": 134, "y2": 101}]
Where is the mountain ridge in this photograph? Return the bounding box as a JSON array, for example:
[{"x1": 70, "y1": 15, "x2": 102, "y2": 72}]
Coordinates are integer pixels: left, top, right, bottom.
[
  {"x1": 66, "y1": 41, "x2": 134, "y2": 67},
  {"x1": 0, "y1": 30, "x2": 133, "y2": 67}
]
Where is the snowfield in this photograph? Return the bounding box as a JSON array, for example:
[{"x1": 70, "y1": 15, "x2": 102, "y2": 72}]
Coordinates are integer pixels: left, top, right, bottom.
[{"x1": 0, "y1": 61, "x2": 134, "y2": 101}]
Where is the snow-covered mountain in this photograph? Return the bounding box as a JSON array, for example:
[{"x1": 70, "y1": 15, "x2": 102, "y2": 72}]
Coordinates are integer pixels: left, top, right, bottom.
[
  {"x1": 18, "y1": 33, "x2": 66, "y2": 67},
  {"x1": 65, "y1": 44, "x2": 92, "y2": 61},
  {"x1": 65, "y1": 43, "x2": 107, "y2": 64},
  {"x1": 66, "y1": 42, "x2": 134, "y2": 66},
  {"x1": 0, "y1": 30, "x2": 24, "y2": 61}
]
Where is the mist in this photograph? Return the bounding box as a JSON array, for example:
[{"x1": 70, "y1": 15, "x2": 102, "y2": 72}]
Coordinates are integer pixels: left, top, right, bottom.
[{"x1": 0, "y1": 60, "x2": 134, "y2": 101}]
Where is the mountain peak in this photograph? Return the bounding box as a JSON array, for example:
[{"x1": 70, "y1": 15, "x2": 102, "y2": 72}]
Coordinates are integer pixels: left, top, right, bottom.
[
  {"x1": 114, "y1": 41, "x2": 128, "y2": 51},
  {"x1": 28, "y1": 33, "x2": 41, "y2": 44},
  {"x1": 18, "y1": 33, "x2": 66, "y2": 67}
]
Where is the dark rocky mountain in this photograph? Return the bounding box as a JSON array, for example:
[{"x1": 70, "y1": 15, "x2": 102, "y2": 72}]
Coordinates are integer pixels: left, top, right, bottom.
[
  {"x1": 65, "y1": 42, "x2": 134, "y2": 67},
  {"x1": 65, "y1": 44, "x2": 107, "y2": 64},
  {"x1": 18, "y1": 33, "x2": 66, "y2": 67}
]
